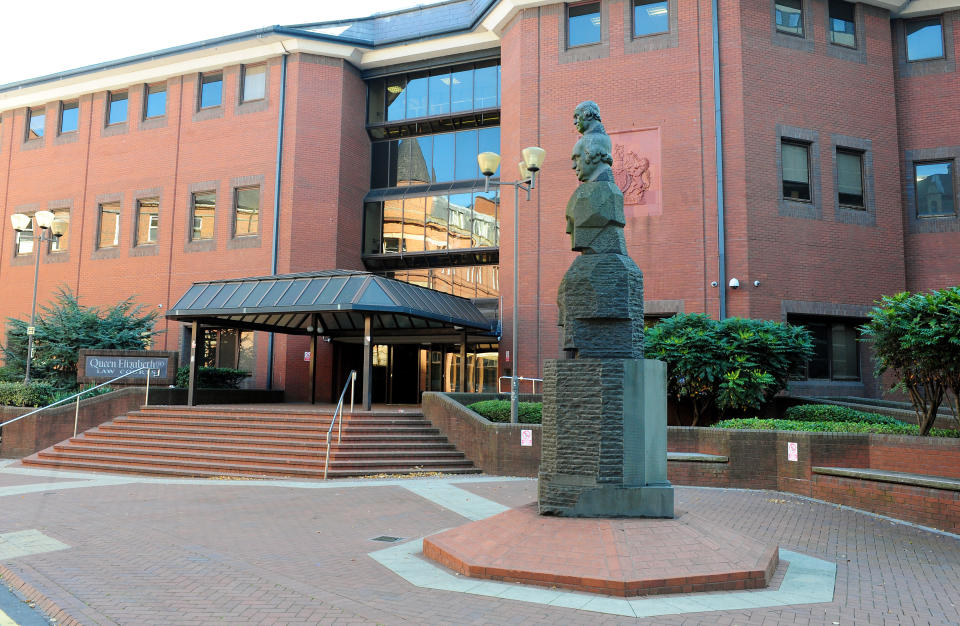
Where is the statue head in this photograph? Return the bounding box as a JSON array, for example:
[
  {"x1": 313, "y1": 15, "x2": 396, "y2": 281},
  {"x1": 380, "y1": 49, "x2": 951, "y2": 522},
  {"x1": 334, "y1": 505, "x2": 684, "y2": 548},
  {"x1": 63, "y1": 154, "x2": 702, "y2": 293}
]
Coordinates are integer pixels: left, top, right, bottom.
[
  {"x1": 573, "y1": 100, "x2": 603, "y2": 135},
  {"x1": 571, "y1": 133, "x2": 614, "y2": 182}
]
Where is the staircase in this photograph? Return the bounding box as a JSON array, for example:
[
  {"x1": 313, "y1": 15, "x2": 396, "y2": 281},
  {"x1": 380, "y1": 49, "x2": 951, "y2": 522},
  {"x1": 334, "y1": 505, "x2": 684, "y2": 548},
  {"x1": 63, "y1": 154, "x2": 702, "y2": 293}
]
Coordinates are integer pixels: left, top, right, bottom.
[{"x1": 20, "y1": 405, "x2": 480, "y2": 479}]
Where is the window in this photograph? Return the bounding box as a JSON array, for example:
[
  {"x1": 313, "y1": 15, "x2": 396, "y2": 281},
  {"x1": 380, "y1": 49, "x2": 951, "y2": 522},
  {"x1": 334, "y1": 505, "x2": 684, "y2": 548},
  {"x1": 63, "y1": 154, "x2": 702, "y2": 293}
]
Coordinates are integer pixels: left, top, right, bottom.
[
  {"x1": 775, "y1": 0, "x2": 803, "y2": 36},
  {"x1": 828, "y1": 0, "x2": 855, "y2": 47},
  {"x1": 98, "y1": 202, "x2": 121, "y2": 249},
  {"x1": 836, "y1": 149, "x2": 864, "y2": 208},
  {"x1": 915, "y1": 161, "x2": 956, "y2": 217},
  {"x1": 107, "y1": 91, "x2": 128, "y2": 125},
  {"x1": 144, "y1": 83, "x2": 166, "y2": 118},
  {"x1": 241, "y1": 64, "x2": 266, "y2": 103},
  {"x1": 568, "y1": 2, "x2": 602, "y2": 47},
  {"x1": 50, "y1": 210, "x2": 69, "y2": 252},
  {"x1": 790, "y1": 318, "x2": 860, "y2": 381},
  {"x1": 781, "y1": 140, "x2": 811, "y2": 201},
  {"x1": 905, "y1": 17, "x2": 945, "y2": 61},
  {"x1": 371, "y1": 126, "x2": 500, "y2": 188},
  {"x1": 14, "y1": 217, "x2": 34, "y2": 256},
  {"x1": 633, "y1": 0, "x2": 669, "y2": 37},
  {"x1": 136, "y1": 198, "x2": 160, "y2": 245},
  {"x1": 26, "y1": 108, "x2": 45, "y2": 139},
  {"x1": 191, "y1": 191, "x2": 216, "y2": 240},
  {"x1": 200, "y1": 328, "x2": 254, "y2": 371},
  {"x1": 234, "y1": 186, "x2": 259, "y2": 236},
  {"x1": 199, "y1": 72, "x2": 223, "y2": 109},
  {"x1": 59, "y1": 101, "x2": 79, "y2": 134}
]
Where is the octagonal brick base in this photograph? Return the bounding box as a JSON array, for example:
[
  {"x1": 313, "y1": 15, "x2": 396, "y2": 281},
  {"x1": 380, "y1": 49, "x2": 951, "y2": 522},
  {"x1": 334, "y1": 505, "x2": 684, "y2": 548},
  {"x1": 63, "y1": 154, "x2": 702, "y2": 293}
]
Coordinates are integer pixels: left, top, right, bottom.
[{"x1": 423, "y1": 503, "x2": 779, "y2": 597}]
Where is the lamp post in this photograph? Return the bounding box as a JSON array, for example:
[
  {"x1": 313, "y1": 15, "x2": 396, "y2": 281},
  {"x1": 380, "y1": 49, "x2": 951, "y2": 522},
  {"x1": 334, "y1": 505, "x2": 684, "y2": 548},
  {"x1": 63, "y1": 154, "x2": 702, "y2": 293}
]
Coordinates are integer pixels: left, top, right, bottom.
[
  {"x1": 478, "y1": 146, "x2": 546, "y2": 424},
  {"x1": 10, "y1": 211, "x2": 66, "y2": 383}
]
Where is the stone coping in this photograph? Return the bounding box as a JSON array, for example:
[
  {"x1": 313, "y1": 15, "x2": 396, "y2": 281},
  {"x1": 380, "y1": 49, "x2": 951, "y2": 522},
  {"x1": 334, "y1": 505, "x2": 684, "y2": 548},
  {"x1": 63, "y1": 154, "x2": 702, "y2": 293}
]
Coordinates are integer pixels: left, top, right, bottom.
[
  {"x1": 813, "y1": 467, "x2": 960, "y2": 492},
  {"x1": 668, "y1": 452, "x2": 728, "y2": 463}
]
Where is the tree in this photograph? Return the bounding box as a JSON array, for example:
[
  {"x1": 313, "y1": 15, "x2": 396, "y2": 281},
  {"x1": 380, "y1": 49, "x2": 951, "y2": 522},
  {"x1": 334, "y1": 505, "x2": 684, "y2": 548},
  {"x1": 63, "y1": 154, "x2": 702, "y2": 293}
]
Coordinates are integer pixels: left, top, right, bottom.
[
  {"x1": 861, "y1": 287, "x2": 960, "y2": 435},
  {"x1": 646, "y1": 314, "x2": 813, "y2": 425},
  {"x1": 1, "y1": 287, "x2": 161, "y2": 389}
]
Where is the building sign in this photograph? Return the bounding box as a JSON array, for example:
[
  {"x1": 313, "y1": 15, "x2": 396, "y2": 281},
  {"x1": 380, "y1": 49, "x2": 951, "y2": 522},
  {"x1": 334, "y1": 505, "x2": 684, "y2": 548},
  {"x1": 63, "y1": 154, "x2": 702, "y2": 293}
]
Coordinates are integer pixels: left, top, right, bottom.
[
  {"x1": 78, "y1": 349, "x2": 178, "y2": 386},
  {"x1": 521, "y1": 429, "x2": 533, "y2": 447},
  {"x1": 609, "y1": 127, "x2": 662, "y2": 218}
]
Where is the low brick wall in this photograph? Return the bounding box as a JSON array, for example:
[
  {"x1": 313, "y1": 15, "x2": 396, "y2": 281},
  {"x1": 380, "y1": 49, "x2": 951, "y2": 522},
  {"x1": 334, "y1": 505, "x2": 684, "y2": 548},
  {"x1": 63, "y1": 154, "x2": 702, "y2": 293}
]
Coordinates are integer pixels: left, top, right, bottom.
[
  {"x1": 421, "y1": 392, "x2": 542, "y2": 476},
  {"x1": 1, "y1": 388, "x2": 147, "y2": 458}
]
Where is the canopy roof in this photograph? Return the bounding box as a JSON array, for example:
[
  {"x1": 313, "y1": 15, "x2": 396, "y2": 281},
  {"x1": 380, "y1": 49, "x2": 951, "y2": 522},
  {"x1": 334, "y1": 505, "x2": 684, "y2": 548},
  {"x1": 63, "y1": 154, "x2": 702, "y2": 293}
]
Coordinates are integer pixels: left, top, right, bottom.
[{"x1": 166, "y1": 270, "x2": 494, "y2": 338}]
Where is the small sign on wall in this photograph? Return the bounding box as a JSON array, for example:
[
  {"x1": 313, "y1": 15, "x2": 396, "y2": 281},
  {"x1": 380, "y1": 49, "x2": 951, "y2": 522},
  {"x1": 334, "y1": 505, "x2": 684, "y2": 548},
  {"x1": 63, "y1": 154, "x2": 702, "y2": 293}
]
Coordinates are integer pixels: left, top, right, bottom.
[
  {"x1": 520, "y1": 429, "x2": 533, "y2": 447},
  {"x1": 787, "y1": 441, "x2": 798, "y2": 462},
  {"x1": 304, "y1": 352, "x2": 311, "y2": 362}
]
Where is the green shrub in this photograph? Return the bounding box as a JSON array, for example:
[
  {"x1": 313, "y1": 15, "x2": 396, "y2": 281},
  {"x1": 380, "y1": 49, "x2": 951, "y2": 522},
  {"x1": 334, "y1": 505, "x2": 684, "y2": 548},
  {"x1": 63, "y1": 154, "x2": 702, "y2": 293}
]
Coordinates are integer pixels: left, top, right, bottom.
[
  {"x1": 175, "y1": 367, "x2": 248, "y2": 389},
  {"x1": 0, "y1": 381, "x2": 57, "y2": 407},
  {"x1": 784, "y1": 404, "x2": 906, "y2": 426},
  {"x1": 713, "y1": 417, "x2": 960, "y2": 438},
  {"x1": 50, "y1": 385, "x2": 115, "y2": 405},
  {"x1": 467, "y1": 400, "x2": 542, "y2": 424}
]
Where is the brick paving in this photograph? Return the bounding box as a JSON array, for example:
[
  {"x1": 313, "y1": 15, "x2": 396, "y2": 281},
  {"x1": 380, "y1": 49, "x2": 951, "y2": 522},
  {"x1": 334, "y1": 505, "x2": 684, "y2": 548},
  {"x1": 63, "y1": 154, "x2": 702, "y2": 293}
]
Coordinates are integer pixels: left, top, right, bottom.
[{"x1": 0, "y1": 466, "x2": 958, "y2": 625}]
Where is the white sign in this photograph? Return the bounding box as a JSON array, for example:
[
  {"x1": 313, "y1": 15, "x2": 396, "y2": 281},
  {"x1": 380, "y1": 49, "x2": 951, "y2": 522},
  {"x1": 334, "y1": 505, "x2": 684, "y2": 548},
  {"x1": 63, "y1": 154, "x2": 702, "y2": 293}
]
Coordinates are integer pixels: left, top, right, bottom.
[
  {"x1": 26, "y1": 326, "x2": 35, "y2": 336},
  {"x1": 787, "y1": 441, "x2": 798, "y2": 462},
  {"x1": 520, "y1": 429, "x2": 533, "y2": 447},
  {"x1": 304, "y1": 351, "x2": 311, "y2": 362}
]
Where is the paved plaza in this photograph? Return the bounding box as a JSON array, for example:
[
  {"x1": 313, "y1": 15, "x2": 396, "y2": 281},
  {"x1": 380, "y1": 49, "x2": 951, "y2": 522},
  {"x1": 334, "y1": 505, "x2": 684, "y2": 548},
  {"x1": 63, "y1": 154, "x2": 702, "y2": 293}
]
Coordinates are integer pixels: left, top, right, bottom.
[{"x1": 1, "y1": 458, "x2": 959, "y2": 625}]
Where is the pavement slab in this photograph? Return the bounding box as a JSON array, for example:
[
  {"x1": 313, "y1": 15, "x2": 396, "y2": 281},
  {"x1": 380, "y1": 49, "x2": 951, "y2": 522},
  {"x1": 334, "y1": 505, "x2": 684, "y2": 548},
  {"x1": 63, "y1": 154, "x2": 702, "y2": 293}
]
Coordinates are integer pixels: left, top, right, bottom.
[{"x1": 0, "y1": 465, "x2": 957, "y2": 624}]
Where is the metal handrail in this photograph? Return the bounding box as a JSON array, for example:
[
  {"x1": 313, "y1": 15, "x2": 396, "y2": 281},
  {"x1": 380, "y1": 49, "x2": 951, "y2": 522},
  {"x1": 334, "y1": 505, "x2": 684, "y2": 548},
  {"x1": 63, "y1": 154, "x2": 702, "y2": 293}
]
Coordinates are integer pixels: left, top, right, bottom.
[
  {"x1": 498, "y1": 375, "x2": 543, "y2": 394},
  {"x1": 323, "y1": 370, "x2": 356, "y2": 480},
  {"x1": 0, "y1": 366, "x2": 161, "y2": 437}
]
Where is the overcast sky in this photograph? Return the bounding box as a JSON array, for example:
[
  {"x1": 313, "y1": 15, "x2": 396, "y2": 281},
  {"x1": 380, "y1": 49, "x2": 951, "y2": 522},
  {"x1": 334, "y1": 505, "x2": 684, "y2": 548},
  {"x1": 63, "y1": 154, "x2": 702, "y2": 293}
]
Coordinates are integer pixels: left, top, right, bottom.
[{"x1": 1, "y1": 0, "x2": 442, "y2": 86}]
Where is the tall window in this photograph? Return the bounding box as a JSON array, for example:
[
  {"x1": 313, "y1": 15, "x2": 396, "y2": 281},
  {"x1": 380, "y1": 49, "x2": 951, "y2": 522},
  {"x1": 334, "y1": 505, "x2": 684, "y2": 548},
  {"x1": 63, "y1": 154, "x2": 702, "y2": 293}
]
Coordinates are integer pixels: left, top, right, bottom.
[
  {"x1": 828, "y1": 0, "x2": 855, "y2": 47},
  {"x1": 199, "y1": 72, "x2": 223, "y2": 109},
  {"x1": 200, "y1": 328, "x2": 255, "y2": 372},
  {"x1": 905, "y1": 17, "x2": 945, "y2": 61},
  {"x1": 136, "y1": 198, "x2": 160, "y2": 245},
  {"x1": 26, "y1": 108, "x2": 45, "y2": 139},
  {"x1": 836, "y1": 149, "x2": 864, "y2": 208},
  {"x1": 107, "y1": 91, "x2": 128, "y2": 125},
  {"x1": 781, "y1": 140, "x2": 811, "y2": 201},
  {"x1": 568, "y1": 2, "x2": 602, "y2": 47},
  {"x1": 234, "y1": 186, "x2": 260, "y2": 236},
  {"x1": 915, "y1": 161, "x2": 956, "y2": 217},
  {"x1": 790, "y1": 317, "x2": 860, "y2": 381},
  {"x1": 241, "y1": 64, "x2": 266, "y2": 103},
  {"x1": 144, "y1": 83, "x2": 166, "y2": 119},
  {"x1": 371, "y1": 127, "x2": 501, "y2": 188},
  {"x1": 98, "y1": 202, "x2": 121, "y2": 248},
  {"x1": 775, "y1": 0, "x2": 804, "y2": 36},
  {"x1": 634, "y1": 0, "x2": 669, "y2": 37},
  {"x1": 191, "y1": 191, "x2": 216, "y2": 240},
  {"x1": 50, "y1": 210, "x2": 70, "y2": 252},
  {"x1": 14, "y1": 217, "x2": 34, "y2": 256},
  {"x1": 59, "y1": 101, "x2": 79, "y2": 134}
]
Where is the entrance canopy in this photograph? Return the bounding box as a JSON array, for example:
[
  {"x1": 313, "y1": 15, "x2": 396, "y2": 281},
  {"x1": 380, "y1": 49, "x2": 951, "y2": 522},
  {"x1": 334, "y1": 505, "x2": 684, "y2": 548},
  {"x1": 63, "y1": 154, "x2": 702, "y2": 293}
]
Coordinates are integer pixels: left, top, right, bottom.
[{"x1": 166, "y1": 270, "x2": 495, "y2": 337}]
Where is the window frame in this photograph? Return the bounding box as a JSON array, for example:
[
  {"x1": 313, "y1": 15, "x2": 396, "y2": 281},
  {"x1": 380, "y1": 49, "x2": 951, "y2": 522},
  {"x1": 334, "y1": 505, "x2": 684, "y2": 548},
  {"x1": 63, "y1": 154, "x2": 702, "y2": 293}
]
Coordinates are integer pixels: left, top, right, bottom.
[
  {"x1": 198, "y1": 71, "x2": 224, "y2": 110},
  {"x1": 106, "y1": 90, "x2": 128, "y2": 126},
  {"x1": 143, "y1": 83, "x2": 167, "y2": 120},
  {"x1": 240, "y1": 64, "x2": 267, "y2": 104},
  {"x1": 781, "y1": 139, "x2": 813, "y2": 203},
  {"x1": 58, "y1": 100, "x2": 79, "y2": 135},
  {"x1": 567, "y1": 1, "x2": 603, "y2": 48},
  {"x1": 135, "y1": 197, "x2": 161, "y2": 246},
  {"x1": 836, "y1": 148, "x2": 865, "y2": 209},
  {"x1": 632, "y1": 0, "x2": 670, "y2": 38},
  {"x1": 913, "y1": 159, "x2": 957, "y2": 219},
  {"x1": 232, "y1": 185, "x2": 260, "y2": 238},
  {"x1": 774, "y1": 0, "x2": 804, "y2": 37},
  {"x1": 13, "y1": 216, "x2": 35, "y2": 257},
  {"x1": 190, "y1": 190, "x2": 217, "y2": 242},
  {"x1": 827, "y1": 0, "x2": 856, "y2": 48},
  {"x1": 789, "y1": 316, "x2": 862, "y2": 382},
  {"x1": 49, "y1": 208, "x2": 70, "y2": 253},
  {"x1": 25, "y1": 107, "x2": 45, "y2": 141},
  {"x1": 905, "y1": 16, "x2": 946, "y2": 62},
  {"x1": 96, "y1": 202, "x2": 122, "y2": 249}
]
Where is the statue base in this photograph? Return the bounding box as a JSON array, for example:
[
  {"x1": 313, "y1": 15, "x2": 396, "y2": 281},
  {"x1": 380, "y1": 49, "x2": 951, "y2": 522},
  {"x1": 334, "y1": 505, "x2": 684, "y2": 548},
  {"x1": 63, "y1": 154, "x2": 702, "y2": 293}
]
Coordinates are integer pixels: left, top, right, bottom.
[{"x1": 538, "y1": 358, "x2": 674, "y2": 518}]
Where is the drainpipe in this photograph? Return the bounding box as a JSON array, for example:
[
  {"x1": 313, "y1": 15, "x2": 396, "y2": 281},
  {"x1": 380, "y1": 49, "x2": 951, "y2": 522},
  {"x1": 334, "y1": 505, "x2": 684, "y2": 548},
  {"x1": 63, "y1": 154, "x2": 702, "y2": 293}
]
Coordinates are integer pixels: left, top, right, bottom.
[
  {"x1": 266, "y1": 52, "x2": 289, "y2": 389},
  {"x1": 712, "y1": 0, "x2": 728, "y2": 319}
]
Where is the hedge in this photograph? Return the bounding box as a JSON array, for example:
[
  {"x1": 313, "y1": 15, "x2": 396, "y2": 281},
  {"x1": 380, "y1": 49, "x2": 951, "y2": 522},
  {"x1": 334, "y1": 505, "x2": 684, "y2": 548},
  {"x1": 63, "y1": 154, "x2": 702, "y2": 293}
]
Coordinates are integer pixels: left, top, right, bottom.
[
  {"x1": 714, "y1": 417, "x2": 960, "y2": 437},
  {"x1": 467, "y1": 400, "x2": 542, "y2": 424},
  {"x1": 175, "y1": 367, "x2": 248, "y2": 389},
  {"x1": 0, "y1": 381, "x2": 57, "y2": 407},
  {"x1": 784, "y1": 404, "x2": 906, "y2": 426}
]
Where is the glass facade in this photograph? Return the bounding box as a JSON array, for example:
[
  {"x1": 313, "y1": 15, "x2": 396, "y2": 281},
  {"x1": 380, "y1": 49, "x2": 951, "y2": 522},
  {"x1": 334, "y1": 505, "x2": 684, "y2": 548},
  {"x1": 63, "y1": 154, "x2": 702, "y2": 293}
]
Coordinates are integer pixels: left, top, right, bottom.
[
  {"x1": 385, "y1": 266, "x2": 499, "y2": 299},
  {"x1": 367, "y1": 60, "x2": 500, "y2": 126},
  {"x1": 371, "y1": 127, "x2": 500, "y2": 188}
]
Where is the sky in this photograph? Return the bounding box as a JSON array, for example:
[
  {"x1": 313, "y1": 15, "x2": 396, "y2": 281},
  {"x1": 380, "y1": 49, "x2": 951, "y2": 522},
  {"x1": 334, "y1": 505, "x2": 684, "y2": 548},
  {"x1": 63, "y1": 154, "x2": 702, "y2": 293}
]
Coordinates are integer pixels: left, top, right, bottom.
[{"x1": 0, "y1": 0, "x2": 443, "y2": 86}]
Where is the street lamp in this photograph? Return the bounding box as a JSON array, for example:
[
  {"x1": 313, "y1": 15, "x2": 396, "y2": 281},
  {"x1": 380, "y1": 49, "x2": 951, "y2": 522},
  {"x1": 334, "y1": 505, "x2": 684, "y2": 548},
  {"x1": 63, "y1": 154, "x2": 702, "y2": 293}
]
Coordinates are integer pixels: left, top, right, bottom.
[
  {"x1": 478, "y1": 146, "x2": 546, "y2": 424},
  {"x1": 10, "y1": 211, "x2": 66, "y2": 383}
]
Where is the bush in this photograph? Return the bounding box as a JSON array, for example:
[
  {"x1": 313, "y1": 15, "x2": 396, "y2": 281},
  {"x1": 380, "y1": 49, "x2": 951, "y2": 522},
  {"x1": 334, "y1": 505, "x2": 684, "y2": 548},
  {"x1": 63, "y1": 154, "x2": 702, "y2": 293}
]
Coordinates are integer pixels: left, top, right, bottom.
[
  {"x1": 467, "y1": 400, "x2": 542, "y2": 424},
  {"x1": 861, "y1": 287, "x2": 960, "y2": 435},
  {"x1": 49, "y1": 385, "x2": 115, "y2": 405},
  {"x1": 714, "y1": 417, "x2": 960, "y2": 437},
  {"x1": 0, "y1": 381, "x2": 57, "y2": 407},
  {"x1": 646, "y1": 314, "x2": 813, "y2": 424},
  {"x1": 175, "y1": 367, "x2": 248, "y2": 389},
  {"x1": 784, "y1": 404, "x2": 906, "y2": 426}
]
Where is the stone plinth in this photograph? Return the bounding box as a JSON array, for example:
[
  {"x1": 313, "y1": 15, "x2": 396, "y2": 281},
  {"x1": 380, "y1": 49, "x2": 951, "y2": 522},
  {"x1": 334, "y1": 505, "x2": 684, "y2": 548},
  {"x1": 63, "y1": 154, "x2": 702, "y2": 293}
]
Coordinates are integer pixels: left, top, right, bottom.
[
  {"x1": 423, "y1": 503, "x2": 779, "y2": 597},
  {"x1": 538, "y1": 358, "x2": 673, "y2": 517}
]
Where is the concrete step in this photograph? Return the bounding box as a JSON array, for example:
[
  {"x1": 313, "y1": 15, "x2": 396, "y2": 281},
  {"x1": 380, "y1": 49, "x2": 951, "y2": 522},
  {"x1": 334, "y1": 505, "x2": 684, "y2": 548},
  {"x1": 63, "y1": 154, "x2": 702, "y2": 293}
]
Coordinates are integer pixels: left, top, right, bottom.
[
  {"x1": 99, "y1": 423, "x2": 442, "y2": 438},
  {"x1": 73, "y1": 434, "x2": 457, "y2": 454}
]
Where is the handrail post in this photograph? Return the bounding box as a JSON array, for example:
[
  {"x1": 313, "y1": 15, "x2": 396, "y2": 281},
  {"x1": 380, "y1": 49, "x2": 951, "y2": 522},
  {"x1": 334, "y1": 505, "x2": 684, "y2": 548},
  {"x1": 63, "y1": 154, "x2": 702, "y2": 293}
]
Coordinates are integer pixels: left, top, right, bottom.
[
  {"x1": 145, "y1": 368, "x2": 151, "y2": 406},
  {"x1": 73, "y1": 389, "x2": 81, "y2": 437},
  {"x1": 350, "y1": 370, "x2": 356, "y2": 414}
]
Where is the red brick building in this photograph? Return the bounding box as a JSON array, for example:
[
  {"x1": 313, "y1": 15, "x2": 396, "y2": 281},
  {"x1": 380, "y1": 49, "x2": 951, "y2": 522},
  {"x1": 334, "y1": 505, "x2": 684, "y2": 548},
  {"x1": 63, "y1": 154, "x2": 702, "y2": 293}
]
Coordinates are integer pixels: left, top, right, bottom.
[{"x1": 0, "y1": 0, "x2": 957, "y2": 402}]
